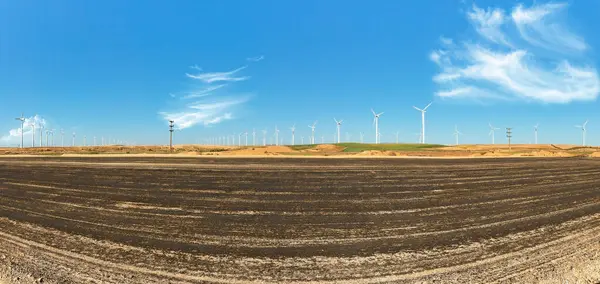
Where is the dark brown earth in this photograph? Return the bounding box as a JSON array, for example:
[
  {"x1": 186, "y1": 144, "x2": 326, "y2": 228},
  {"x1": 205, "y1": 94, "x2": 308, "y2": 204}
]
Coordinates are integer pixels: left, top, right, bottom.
[{"x1": 0, "y1": 157, "x2": 599, "y2": 283}]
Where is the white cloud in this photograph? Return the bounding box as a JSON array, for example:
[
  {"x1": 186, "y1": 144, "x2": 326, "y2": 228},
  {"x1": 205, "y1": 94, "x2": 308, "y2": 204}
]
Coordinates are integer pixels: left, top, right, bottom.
[
  {"x1": 512, "y1": 3, "x2": 587, "y2": 53},
  {"x1": 181, "y1": 84, "x2": 226, "y2": 99},
  {"x1": 161, "y1": 58, "x2": 259, "y2": 129},
  {"x1": 431, "y1": 2, "x2": 599, "y2": 103},
  {"x1": 467, "y1": 5, "x2": 510, "y2": 46},
  {"x1": 246, "y1": 55, "x2": 265, "y2": 62},
  {"x1": 186, "y1": 66, "x2": 249, "y2": 83},
  {"x1": 160, "y1": 97, "x2": 248, "y2": 129}
]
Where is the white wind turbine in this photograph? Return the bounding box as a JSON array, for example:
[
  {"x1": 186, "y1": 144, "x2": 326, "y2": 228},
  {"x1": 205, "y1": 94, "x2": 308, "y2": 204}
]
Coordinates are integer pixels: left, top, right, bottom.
[
  {"x1": 30, "y1": 121, "x2": 35, "y2": 147},
  {"x1": 301, "y1": 136, "x2": 304, "y2": 144},
  {"x1": 453, "y1": 125, "x2": 462, "y2": 145},
  {"x1": 395, "y1": 131, "x2": 399, "y2": 144},
  {"x1": 72, "y1": 132, "x2": 76, "y2": 147},
  {"x1": 534, "y1": 124, "x2": 539, "y2": 144},
  {"x1": 39, "y1": 124, "x2": 44, "y2": 147},
  {"x1": 245, "y1": 131, "x2": 248, "y2": 146},
  {"x1": 262, "y1": 129, "x2": 267, "y2": 146},
  {"x1": 15, "y1": 113, "x2": 25, "y2": 148},
  {"x1": 412, "y1": 102, "x2": 432, "y2": 144},
  {"x1": 359, "y1": 132, "x2": 364, "y2": 144},
  {"x1": 371, "y1": 109, "x2": 384, "y2": 144},
  {"x1": 290, "y1": 124, "x2": 296, "y2": 146},
  {"x1": 252, "y1": 129, "x2": 256, "y2": 146},
  {"x1": 575, "y1": 120, "x2": 588, "y2": 146},
  {"x1": 489, "y1": 123, "x2": 500, "y2": 144},
  {"x1": 61, "y1": 130, "x2": 65, "y2": 147},
  {"x1": 275, "y1": 126, "x2": 280, "y2": 146},
  {"x1": 334, "y1": 118, "x2": 343, "y2": 143},
  {"x1": 308, "y1": 121, "x2": 317, "y2": 144}
]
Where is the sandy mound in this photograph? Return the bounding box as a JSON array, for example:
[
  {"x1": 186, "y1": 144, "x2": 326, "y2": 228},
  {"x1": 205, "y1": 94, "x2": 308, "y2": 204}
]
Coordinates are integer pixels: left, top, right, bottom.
[
  {"x1": 355, "y1": 150, "x2": 397, "y2": 156},
  {"x1": 213, "y1": 146, "x2": 294, "y2": 156},
  {"x1": 314, "y1": 144, "x2": 345, "y2": 152},
  {"x1": 588, "y1": 152, "x2": 600, "y2": 157}
]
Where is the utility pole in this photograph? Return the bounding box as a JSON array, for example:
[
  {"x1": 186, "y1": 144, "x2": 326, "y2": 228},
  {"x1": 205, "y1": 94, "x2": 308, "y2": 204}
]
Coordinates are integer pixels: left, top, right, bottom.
[
  {"x1": 506, "y1": 127, "x2": 512, "y2": 150},
  {"x1": 169, "y1": 120, "x2": 175, "y2": 152}
]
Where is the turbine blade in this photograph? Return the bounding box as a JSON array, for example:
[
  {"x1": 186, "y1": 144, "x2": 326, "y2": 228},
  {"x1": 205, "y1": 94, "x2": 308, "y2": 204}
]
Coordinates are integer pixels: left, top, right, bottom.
[
  {"x1": 371, "y1": 108, "x2": 376, "y2": 116},
  {"x1": 423, "y1": 102, "x2": 433, "y2": 111},
  {"x1": 378, "y1": 112, "x2": 384, "y2": 116},
  {"x1": 412, "y1": 106, "x2": 422, "y2": 111}
]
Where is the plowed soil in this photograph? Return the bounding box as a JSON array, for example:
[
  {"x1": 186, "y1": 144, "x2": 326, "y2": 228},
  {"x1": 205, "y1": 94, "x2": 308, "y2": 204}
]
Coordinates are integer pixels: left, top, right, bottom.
[{"x1": 0, "y1": 157, "x2": 599, "y2": 283}]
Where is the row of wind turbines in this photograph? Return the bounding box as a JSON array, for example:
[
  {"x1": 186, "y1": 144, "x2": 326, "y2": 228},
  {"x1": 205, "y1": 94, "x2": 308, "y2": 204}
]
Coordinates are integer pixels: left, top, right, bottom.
[{"x1": 12, "y1": 113, "x2": 126, "y2": 148}]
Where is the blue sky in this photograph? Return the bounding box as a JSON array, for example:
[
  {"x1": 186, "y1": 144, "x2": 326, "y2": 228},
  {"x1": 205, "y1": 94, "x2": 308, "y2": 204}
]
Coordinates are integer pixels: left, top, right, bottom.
[{"x1": 1, "y1": 0, "x2": 599, "y2": 146}]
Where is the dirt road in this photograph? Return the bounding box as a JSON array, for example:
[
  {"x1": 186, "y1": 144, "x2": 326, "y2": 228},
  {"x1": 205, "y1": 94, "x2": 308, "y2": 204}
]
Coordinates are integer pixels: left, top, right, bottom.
[{"x1": 0, "y1": 157, "x2": 599, "y2": 283}]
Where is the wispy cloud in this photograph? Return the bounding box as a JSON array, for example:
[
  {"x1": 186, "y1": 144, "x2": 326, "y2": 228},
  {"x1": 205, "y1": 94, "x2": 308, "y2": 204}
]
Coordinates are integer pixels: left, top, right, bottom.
[
  {"x1": 160, "y1": 96, "x2": 248, "y2": 129},
  {"x1": 186, "y1": 66, "x2": 249, "y2": 83},
  {"x1": 246, "y1": 55, "x2": 265, "y2": 62},
  {"x1": 181, "y1": 84, "x2": 226, "y2": 99},
  {"x1": 161, "y1": 59, "x2": 261, "y2": 130},
  {"x1": 431, "y1": 2, "x2": 599, "y2": 103}
]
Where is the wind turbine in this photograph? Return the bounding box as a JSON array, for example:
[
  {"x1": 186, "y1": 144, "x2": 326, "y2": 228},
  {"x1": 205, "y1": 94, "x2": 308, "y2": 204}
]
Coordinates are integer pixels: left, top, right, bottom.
[
  {"x1": 51, "y1": 129, "x2": 55, "y2": 146},
  {"x1": 412, "y1": 102, "x2": 432, "y2": 144},
  {"x1": 45, "y1": 130, "x2": 49, "y2": 147},
  {"x1": 575, "y1": 120, "x2": 588, "y2": 146},
  {"x1": 238, "y1": 132, "x2": 243, "y2": 146},
  {"x1": 453, "y1": 125, "x2": 462, "y2": 145},
  {"x1": 489, "y1": 123, "x2": 500, "y2": 144},
  {"x1": 15, "y1": 113, "x2": 25, "y2": 148},
  {"x1": 30, "y1": 121, "x2": 35, "y2": 148},
  {"x1": 290, "y1": 125, "x2": 296, "y2": 146},
  {"x1": 308, "y1": 121, "x2": 317, "y2": 144},
  {"x1": 275, "y1": 126, "x2": 280, "y2": 146},
  {"x1": 262, "y1": 129, "x2": 267, "y2": 146},
  {"x1": 334, "y1": 118, "x2": 343, "y2": 143},
  {"x1": 83, "y1": 135, "x2": 86, "y2": 146},
  {"x1": 39, "y1": 124, "x2": 44, "y2": 147},
  {"x1": 301, "y1": 136, "x2": 304, "y2": 144},
  {"x1": 61, "y1": 130, "x2": 65, "y2": 147},
  {"x1": 360, "y1": 132, "x2": 364, "y2": 144},
  {"x1": 371, "y1": 109, "x2": 384, "y2": 144},
  {"x1": 72, "y1": 132, "x2": 76, "y2": 146},
  {"x1": 395, "y1": 131, "x2": 399, "y2": 144},
  {"x1": 252, "y1": 129, "x2": 256, "y2": 146},
  {"x1": 534, "y1": 124, "x2": 539, "y2": 144},
  {"x1": 245, "y1": 131, "x2": 248, "y2": 146}
]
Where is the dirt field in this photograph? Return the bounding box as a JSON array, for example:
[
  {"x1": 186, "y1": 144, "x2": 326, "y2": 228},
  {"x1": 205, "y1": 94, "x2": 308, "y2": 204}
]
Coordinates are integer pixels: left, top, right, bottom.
[{"x1": 0, "y1": 157, "x2": 599, "y2": 283}]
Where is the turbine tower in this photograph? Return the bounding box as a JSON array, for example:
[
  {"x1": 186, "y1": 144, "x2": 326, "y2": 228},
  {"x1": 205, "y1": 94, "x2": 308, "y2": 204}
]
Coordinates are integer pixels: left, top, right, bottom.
[
  {"x1": 15, "y1": 113, "x2": 25, "y2": 148},
  {"x1": 61, "y1": 129, "x2": 65, "y2": 147},
  {"x1": 395, "y1": 131, "x2": 399, "y2": 144},
  {"x1": 360, "y1": 132, "x2": 364, "y2": 144},
  {"x1": 51, "y1": 129, "x2": 55, "y2": 146},
  {"x1": 39, "y1": 124, "x2": 44, "y2": 147},
  {"x1": 275, "y1": 126, "x2": 280, "y2": 146},
  {"x1": 412, "y1": 102, "x2": 432, "y2": 144},
  {"x1": 245, "y1": 131, "x2": 248, "y2": 146},
  {"x1": 72, "y1": 132, "x2": 76, "y2": 147},
  {"x1": 489, "y1": 123, "x2": 500, "y2": 144},
  {"x1": 308, "y1": 121, "x2": 317, "y2": 144},
  {"x1": 453, "y1": 125, "x2": 462, "y2": 145},
  {"x1": 252, "y1": 129, "x2": 256, "y2": 146},
  {"x1": 262, "y1": 129, "x2": 267, "y2": 146},
  {"x1": 575, "y1": 120, "x2": 588, "y2": 146},
  {"x1": 290, "y1": 124, "x2": 296, "y2": 146},
  {"x1": 30, "y1": 121, "x2": 35, "y2": 148},
  {"x1": 371, "y1": 109, "x2": 384, "y2": 144},
  {"x1": 534, "y1": 124, "x2": 539, "y2": 144},
  {"x1": 334, "y1": 118, "x2": 343, "y2": 143}
]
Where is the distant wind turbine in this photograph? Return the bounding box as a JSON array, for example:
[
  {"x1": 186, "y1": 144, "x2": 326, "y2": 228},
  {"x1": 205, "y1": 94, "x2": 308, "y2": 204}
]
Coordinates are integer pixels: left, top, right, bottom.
[
  {"x1": 334, "y1": 118, "x2": 343, "y2": 143},
  {"x1": 275, "y1": 126, "x2": 280, "y2": 146},
  {"x1": 262, "y1": 129, "x2": 267, "y2": 146},
  {"x1": 489, "y1": 123, "x2": 500, "y2": 144},
  {"x1": 453, "y1": 125, "x2": 462, "y2": 145},
  {"x1": 395, "y1": 131, "x2": 399, "y2": 144},
  {"x1": 308, "y1": 121, "x2": 317, "y2": 144},
  {"x1": 290, "y1": 124, "x2": 296, "y2": 146},
  {"x1": 371, "y1": 109, "x2": 384, "y2": 144},
  {"x1": 30, "y1": 122, "x2": 35, "y2": 148},
  {"x1": 15, "y1": 113, "x2": 25, "y2": 148},
  {"x1": 575, "y1": 120, "x2": 589, "y2": 146},
  {"x1": 412, "y1": 102, "x2": 432, "y2": 144},
  {"x1": 359, "y1": 132, "x2": 364, "y2": 144},
  {"x1": 534, "y1": 124, "x2": 539, "y2": 144},
  {"x1": 72, "y1": 132, "x2": 76, "y2": 146},
  {"x1": 252, "y1": 129, "x2": 256, "y2": 146}
]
